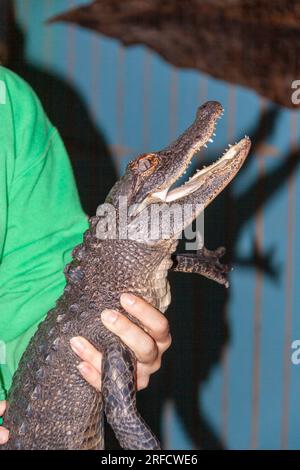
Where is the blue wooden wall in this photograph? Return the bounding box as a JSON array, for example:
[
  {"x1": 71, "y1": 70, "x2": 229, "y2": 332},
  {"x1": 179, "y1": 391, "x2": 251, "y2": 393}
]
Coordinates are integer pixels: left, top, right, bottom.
[{"x1": 14, "y1": 0, "x2": 300, "y2": 450}]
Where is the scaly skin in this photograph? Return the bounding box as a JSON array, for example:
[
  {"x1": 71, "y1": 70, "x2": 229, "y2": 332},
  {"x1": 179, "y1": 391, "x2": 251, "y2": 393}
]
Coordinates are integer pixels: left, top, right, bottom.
[
  {"x1": 49, "y1": 0, "x2": 300, "y2": 108},
  {"x1": 2, "y1": 232, "x2": 176, "y2": 449},
  {"x1": 1, "y1": 102, "x2": 251, "y2": 449}
]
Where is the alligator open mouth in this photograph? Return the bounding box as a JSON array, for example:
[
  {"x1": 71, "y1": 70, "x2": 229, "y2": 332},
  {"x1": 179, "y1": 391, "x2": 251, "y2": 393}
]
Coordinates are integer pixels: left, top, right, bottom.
[
  {"x1": 152, "y1": 136, "x2": 251, "y2": 204},
  {"x1": 128, "y1": 101, "x2": 251, "y2": 221}
]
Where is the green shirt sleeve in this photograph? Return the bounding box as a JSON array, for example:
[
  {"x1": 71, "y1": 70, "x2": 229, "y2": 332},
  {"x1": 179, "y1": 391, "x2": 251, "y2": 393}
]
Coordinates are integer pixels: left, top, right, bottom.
[{"x1": 0, "y1": 66, "x2": 89, "y2": 399}]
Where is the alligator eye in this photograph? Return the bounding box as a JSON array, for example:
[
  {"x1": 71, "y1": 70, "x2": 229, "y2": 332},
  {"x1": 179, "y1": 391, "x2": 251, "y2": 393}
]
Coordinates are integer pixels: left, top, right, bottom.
[
  {"x1": 129, "y1": 153, "x2": 159, "y2": 175},
  {"x1": 137, "y1": 157, "x2": 151, "y2": 171}
]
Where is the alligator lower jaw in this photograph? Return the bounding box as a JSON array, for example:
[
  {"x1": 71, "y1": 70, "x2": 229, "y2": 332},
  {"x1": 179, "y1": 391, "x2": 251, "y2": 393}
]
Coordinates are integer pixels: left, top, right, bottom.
[{"x1": 151, "y1": 137, "x2": 250, "y2": 203}]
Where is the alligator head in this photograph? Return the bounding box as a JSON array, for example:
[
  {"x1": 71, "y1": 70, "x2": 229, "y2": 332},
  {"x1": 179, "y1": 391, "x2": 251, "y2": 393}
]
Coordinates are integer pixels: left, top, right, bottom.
[{"x1": 96, "y1": 101, "x2": 251, "y2": 246}]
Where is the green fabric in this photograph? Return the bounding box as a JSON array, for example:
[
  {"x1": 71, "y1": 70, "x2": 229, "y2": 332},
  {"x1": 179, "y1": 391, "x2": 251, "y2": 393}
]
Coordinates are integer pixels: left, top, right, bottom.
[{"x1": 0, "y1": 66, "x2": 89, "y2": 400}]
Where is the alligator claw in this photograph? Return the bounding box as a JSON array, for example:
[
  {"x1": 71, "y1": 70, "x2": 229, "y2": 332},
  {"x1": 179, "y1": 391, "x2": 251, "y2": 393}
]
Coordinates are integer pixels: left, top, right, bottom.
[
  {"x1": 172, "y1": 246, "x2": 231, "y2": 287},
  {"x1": 196, "y1": 246, "x2": 231, "y2": 287}
]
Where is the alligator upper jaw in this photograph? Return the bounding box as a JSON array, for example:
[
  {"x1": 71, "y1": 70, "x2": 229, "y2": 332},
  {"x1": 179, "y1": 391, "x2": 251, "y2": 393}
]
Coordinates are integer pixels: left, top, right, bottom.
[{"x1": 151, "y1": 136, "x2": 251, "y2": 205}]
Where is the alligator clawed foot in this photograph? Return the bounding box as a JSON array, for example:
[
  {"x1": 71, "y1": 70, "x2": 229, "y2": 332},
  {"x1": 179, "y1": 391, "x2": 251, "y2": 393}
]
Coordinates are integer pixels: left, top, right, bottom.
[
  {"x1": 171, "y1": 246, "x2": 231, "y2": 287},
  {"x1": 196, "y1": 246, "x2": 231, "y2": 287}
]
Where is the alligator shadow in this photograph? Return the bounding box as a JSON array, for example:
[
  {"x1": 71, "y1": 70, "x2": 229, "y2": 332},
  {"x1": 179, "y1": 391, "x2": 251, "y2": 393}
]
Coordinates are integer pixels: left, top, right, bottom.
[
  {"x1": 9, "y1": 24, "x2": 116, "y2": 215},
  {"x1": 138, "y1": 106, "x2": 300, "y2": 449}
]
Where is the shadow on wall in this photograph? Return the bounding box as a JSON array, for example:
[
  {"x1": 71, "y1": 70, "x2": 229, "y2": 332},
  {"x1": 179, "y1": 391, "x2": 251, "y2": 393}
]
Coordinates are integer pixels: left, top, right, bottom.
[
  {"x1": 9, "y1": 22, "x2": 116, "y2": 216},
  {"x1": 4, "y1": 7, "x2": 300, "y2": 450}
]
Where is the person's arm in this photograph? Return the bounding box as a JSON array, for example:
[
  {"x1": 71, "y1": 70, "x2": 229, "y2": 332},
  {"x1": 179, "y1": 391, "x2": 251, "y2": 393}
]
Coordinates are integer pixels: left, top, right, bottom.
[
  {"x1": 0, "y1": 66, "x2": 90, "y2": 398},
  {"x1": 0, "y1": 294, "x2": 171, "y2": 444}
]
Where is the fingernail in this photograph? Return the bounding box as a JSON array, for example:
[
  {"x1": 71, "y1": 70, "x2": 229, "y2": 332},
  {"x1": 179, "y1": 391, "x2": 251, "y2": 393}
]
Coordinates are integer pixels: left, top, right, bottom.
[
  {"x1": 121, "y1": 293, "x2": 136, "y2": 306},
  {"x1": 77, "y1": 362, "x2": 90, "y2": 376},
  {"x1": 0, "y1": 428, "x2": 9, "y2": 444},
  {"x1": 101, "y1": 309, "x2": 118, "y2": 324},
  {"x1": 70, "y1": 337, "x2": 85, "y2": 354}
]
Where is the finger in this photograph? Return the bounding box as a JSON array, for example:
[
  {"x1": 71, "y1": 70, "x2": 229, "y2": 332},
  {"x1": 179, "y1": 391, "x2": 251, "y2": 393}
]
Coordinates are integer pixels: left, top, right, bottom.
[
  {"x1": 158, "y1": 332, "x2": 172, "y2": 353},
  {"x1": 0, "y1": 427, "x2": 9, "y2": 445},
  {"x1": 136, "y1": 359, "x2": 162, "y2": 391},
  {"x1": 0, "y1": 401, "x2": 6, "y2": 416},
  {"x1": 77, "y1": 362, "x2": 101, "y2": 391},
  {"x1": 136, "y1": 373, "x2": 149, "y2": 391},
  {"x1": 101, "y1": 309, "x2": 158, "y2": 364},
  {"x1": 120, "y1": 293, "x2": 170, "y2": 343},
  {"x1": 70, "y1": 337, "x2": 102, "y2": 373},
  {"x1": 136, "y1": 359, "x2": 161, "y2": 387}
]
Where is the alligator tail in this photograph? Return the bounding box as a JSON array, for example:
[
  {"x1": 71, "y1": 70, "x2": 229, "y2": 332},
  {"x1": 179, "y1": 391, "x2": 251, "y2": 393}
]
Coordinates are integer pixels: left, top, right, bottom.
[{"x1": 102, "y1": 341, "x2": 161, "y2": 450}]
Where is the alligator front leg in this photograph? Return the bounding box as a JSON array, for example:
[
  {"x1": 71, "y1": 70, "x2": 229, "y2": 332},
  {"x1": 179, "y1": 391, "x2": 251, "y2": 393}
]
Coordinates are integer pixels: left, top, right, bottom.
[{"x1": 171, "y1": 247, "x2": 231, "y2": 287}]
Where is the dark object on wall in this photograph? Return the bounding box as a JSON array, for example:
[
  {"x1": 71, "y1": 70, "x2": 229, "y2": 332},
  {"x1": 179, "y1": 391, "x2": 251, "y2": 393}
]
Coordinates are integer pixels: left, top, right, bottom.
[{"x1": 49, "y1": 0, "x2": 300, "y2": 108}]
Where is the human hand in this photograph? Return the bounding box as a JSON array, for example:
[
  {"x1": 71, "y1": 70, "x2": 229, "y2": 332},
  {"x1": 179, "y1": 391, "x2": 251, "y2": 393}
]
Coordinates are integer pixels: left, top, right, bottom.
[
  {"x1": 0, "y1": 295, "x2": 171, "y2": 446},
  {"x1": 0, "y1": 401, "x2": 9, "y2": 444},
  {"x1": 70, "y1": 293, "x2": 172, "y2": 391}
]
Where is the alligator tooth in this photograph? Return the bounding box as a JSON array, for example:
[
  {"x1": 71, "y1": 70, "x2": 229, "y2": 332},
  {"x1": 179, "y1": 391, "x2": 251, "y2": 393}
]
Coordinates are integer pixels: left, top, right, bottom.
[
  {"x1": 204, "y1": 144, "x2": 208, "y2": 148},
  {"x1": 209, "y1": 138, "x2": 213, "y2": 143}
]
